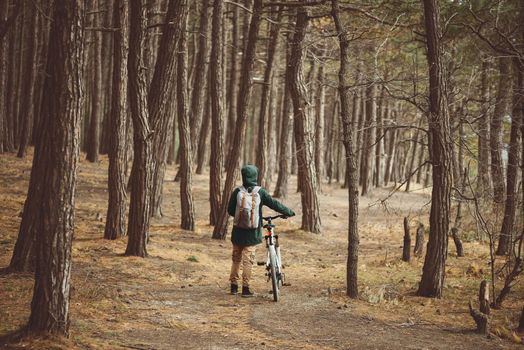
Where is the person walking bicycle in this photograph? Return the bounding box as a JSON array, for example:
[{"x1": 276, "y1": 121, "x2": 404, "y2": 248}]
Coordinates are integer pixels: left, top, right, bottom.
[{"x1": 227, "y1": 165, "x2": 295, "y2": 297}]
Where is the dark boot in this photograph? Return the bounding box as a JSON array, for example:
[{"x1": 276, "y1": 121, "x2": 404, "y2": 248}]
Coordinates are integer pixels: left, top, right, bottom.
[
  {"x1": 241, "y1": 286, "x2": 254, "y2": 298},
  {"x1": 230, "y1": 284, "x2": 238, "y2": 295}
]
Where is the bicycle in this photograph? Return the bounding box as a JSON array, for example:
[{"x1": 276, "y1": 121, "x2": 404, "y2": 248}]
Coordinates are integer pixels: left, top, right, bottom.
[{"x1": 260, "y1": 214, "x2": 288, "y2": 302}]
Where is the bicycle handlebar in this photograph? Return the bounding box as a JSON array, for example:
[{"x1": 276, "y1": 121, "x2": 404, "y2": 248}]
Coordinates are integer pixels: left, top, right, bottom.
[{"x1": 262, "y1": 214, "x2": 288, "y2": 221}]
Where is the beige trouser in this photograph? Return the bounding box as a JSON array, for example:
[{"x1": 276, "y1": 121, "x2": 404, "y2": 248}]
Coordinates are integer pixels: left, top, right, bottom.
[{"x1": 229, "y1": 244, "x2": 256, "y2": 287}]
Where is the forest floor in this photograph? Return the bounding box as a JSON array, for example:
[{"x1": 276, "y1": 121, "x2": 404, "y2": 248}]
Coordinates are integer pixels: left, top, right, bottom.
[{"x1": 0, "y1": 150, "x2": 523, "y2": 350}]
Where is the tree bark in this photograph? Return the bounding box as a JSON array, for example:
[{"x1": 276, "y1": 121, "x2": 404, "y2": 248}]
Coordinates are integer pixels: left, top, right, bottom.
[
  {"x1": 255, "y1": 7, "x2": 282, "y2": 187},
  {"x1": 225, "y1": 3, "x2": 239, "y2": 154},
  {"x1": 189, "y1": 0, "x2": 210, "y2": 153},
  {"x1": 490, "y1": 57, "x2": 511, "y2": 207},
  {"x1": 469, "y1": 280, "x2": 490, "y2": 335},
  {"x1": 208, "y1": 0, "x2": 225, "y2": 226},
  {"x1": 25, "y1": 0, "x2": 85, "y2": 336},
  {"x1": 361, "y1": 74, "x2": 376, "y2": 196},
  {"x1": 16, "y1": 3, "x2": 37, "y2": 158},
  {"x1": 125, "y1": 0, "x2": 153, "y2": 257},
  {"x1": 477, "y1": 58, "x2": 491, "y2": 197},
  {"x1": 315, "y1": 55, "x2": 326, "y2": 190},
  {"x1": 417, "y1": 0, "x2": 452, "y2": 298},
  {"x1": 149, "y1": 0, "x2": 189, "y2": 218},
  {"x1": 177, "y1": 13, "x2": 195, "y2": 231},
  {"x1": 402, "y1": 217, "x2": 411, "y2": 262},
  {"x1": 273, "y1": 41, "x2": 293, "y2": 198},
  {"x1": 288, "y1": 5, "x2": 321, "y2": 234},
  {"x1": 86, "y1": 0, "x2": 103, "y2": 163},
  {"x1": 196, "y1": 86, "x2": 211, "y2": 174},
  {"x1": 405, "y1": 122, "x2": 421, "y2": 192},
  {"x1": 212, "y1": 0, "x2": 263, "y2": 239},
  {"x1": 332, "y1": 0, "x2": 359, "y2": 297},
  {"x1": 496, "y1": 61, "x2": 522, "y2": 256},
  {"x1": 414, "y1": 223, "x2": 425, "y2": 257},
  {"x1": 104, "y1": 0, "x2": 128, "y2": 240}
]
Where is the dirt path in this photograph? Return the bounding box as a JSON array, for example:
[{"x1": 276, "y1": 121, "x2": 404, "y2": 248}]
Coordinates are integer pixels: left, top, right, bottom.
[{"x1": 0, "y1": 153, "x2": 519, "y2": 349}]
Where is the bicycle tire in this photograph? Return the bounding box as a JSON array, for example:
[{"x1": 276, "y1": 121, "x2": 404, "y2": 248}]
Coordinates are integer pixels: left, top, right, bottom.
[{"x1": 269, "y1": 245, "x2": 279, "y2": 302}]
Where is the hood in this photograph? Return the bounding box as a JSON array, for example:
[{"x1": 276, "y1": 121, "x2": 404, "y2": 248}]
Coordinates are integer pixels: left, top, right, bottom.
[{"x1": 241, "y1": 165, "x2": 258, "y2": 188}]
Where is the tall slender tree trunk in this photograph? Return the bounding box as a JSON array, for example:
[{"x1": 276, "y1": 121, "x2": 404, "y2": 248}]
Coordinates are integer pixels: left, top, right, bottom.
[
  {"x1": 189, "y1": 0, "x2": 210, "y2": 153},
  {"x1": 477, "y1": 58, "x2": 491, "y2": 197},
  {"x1": 496, "y1": 60, "x2": 522, "y2": 256},
  {"x1": 149, "y1": 0, "x2": 189, "y2": 218},
  {"x1": 16, "y1": 3, "x2": 37, "y2": 158},
  {"x1": 196, "y1": 87, "x2": 211, "y2": 174},
  {"x1": 332, "y1": 0, "x2": 359, "y2": 298},
  {"x1": 212, "y1": 0, "x2": 263, "y2": 239},
  {"x1": 405, "y1": 121, "x2": 421, "y2": 192},
  {"x1": 491, "y1": 57, "x2": 511, "y2": 207},
  {"x1": 417, "y1": 0, "x2": 453, "y2": 298},
  {"x1": 177, "y1": 14, "x2": 195, "y2": 231},
  {"x1": 86, "y1": 0, "x2": 102, "y2": 163},
  {"x1": 315, "y1": 56, "x2": 326, "y2": 189},
  {"x1": 26, "y1": 0, "x2": 85, "y2": 335},
  {"x1": 104, "y1": 0, "x2": 128, "y2": 240},
  {"x1": 208, "y1": 0, "x2": 225, "y2": 226},
  {"x1": 288, "y1": 6, "x2": 321, "y2": 234},
  {"x1": 125, "y1": 0, "x2": 153, "y2": 258},
  {"x1": 256, "y1": 7, "x2": 282, "y2": 187},
  {"x1": 361, "y1": 77, "x2": 376, "y2": 196},
  {"x1": 273, "y1": 41, "x2": 293, "y2": 198},
  {"x1": 225, "y1": 4, "x2": 239, "y2": 154}
]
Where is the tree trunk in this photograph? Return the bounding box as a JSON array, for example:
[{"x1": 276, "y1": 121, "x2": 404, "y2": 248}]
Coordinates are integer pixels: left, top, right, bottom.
[
  {"x1": 86, "y1": 0, "x2": 102, "y2": 163},
  {"x1": 99, "y1": 0, "x2": 114, "y2": 156},
  {"x1": 125, "y1": 0, "x2": 153, "y2": 258},
  {"x1": 414, "y1": 223, "x2": 425, "y2": 257},
  {"x1": 490, "y1": 57, "x2": 511, "y2": 207},
  {"x1": 189, "y1": 0, "x2": 210, "y2": 153},
  {"x1": 266, "y1": 73, "x2": 279, "y2": 185},
  {"x1": 288, "y1": 5, "x2": 321, "y2": 234},
  {"x1": 26, "y1": 0, "x2": 85, "y2": 336},
  {"x1": 451, "y1": 228, "x2": 464, "y2": 257},
  {"x1": 16, "y1": 3, "x2": 37, "y2": 158},
  {"x1": 273, "y1": 41, "x2": 292, "y2": 198},
  {"x1": 496, "y1": 61, "x2": 522, "y2": 256},
  {"x1": 417, "y1": 0, "x2": 452, "y2": 298},
  {"x1": 469, "y1": 280, "x2": 490, "y2": 335},
  {"x1": 405, "y1": 122, "x2": 421, "y2": 192},
  {"x1": 332, "y1": 0, "x2": 359, "y2": 297},
  {"x1": 149, "y1": 0, "x2": 189, "y2": 218},
  {"x1": 255, "y1": 7, "x2": 282, "y2": 187},
  {"x1": 402, "y1": 217, "x2": 411, "y2": 262},
  {"x1": 212, "y1": 0, "x2": 263, "y2": 239},
  {"x1": 225, "y1": 3, "x2": 239, "y2": 154},
  {"x1": 104, "y1": 0, "x2": 128, "y2": 240},
  {"x1": 315, "y1": 55, "x2": 326, "y2": 190},
  {"x1": 176, "y1": 14, "x2": 195, "y2": 231},
  {"x1": 361, "y1": 76, "x2": 376, "y2": 196},
  {"x1": 477, "y1": 58, "x2": 492, "y2": 197},
  {"x1": 374, "y1": 86, "x2": 385, "y2": 188},
  {"x1": 196, "y1": 87, "x2": 211, "y2": 174},
  {"x1": 208, "y1": 0, "x2": 225, "y2": 226},
  {"x1": 384, "y1": 120, "x2": 398, "y2": 186}
]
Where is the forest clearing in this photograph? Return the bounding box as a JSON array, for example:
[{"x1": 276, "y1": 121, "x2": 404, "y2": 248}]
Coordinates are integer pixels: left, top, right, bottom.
[
  {"x1": 0, "y1": 151, "x2": 520, "y2": 349},
  {"x1": 1, "y1": 0, "x2": 524, "y2": 349}
]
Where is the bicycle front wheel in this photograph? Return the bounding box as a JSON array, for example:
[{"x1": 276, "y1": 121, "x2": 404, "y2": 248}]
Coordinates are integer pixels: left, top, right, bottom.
[{"x1": 269, "y1": 245, "x2": 279, "y2": 302}]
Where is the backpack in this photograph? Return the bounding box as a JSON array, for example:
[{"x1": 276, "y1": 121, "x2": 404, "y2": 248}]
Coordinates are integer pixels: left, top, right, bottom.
[{"x1": 234, "y1": 186, "x2": 261, "y2": 229}]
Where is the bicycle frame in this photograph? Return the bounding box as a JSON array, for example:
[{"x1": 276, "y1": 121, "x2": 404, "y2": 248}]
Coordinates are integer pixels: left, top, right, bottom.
[
  {"x1": 265, "y1": 226, "x2": 283, "y2": 279},
  {"x1": 263, "y1": 216, "x2": 285, "y2": 300}
]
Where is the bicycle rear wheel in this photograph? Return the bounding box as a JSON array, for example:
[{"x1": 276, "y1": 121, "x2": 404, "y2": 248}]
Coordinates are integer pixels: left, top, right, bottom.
[{"x1": 269, "y1": 245, "x2": 279, "y2": 302}]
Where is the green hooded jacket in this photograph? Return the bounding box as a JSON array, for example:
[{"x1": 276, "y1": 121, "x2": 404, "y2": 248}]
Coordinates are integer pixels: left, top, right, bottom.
[{"x1": 228, "y1": 165, "x2": 295, "y2": 246}]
